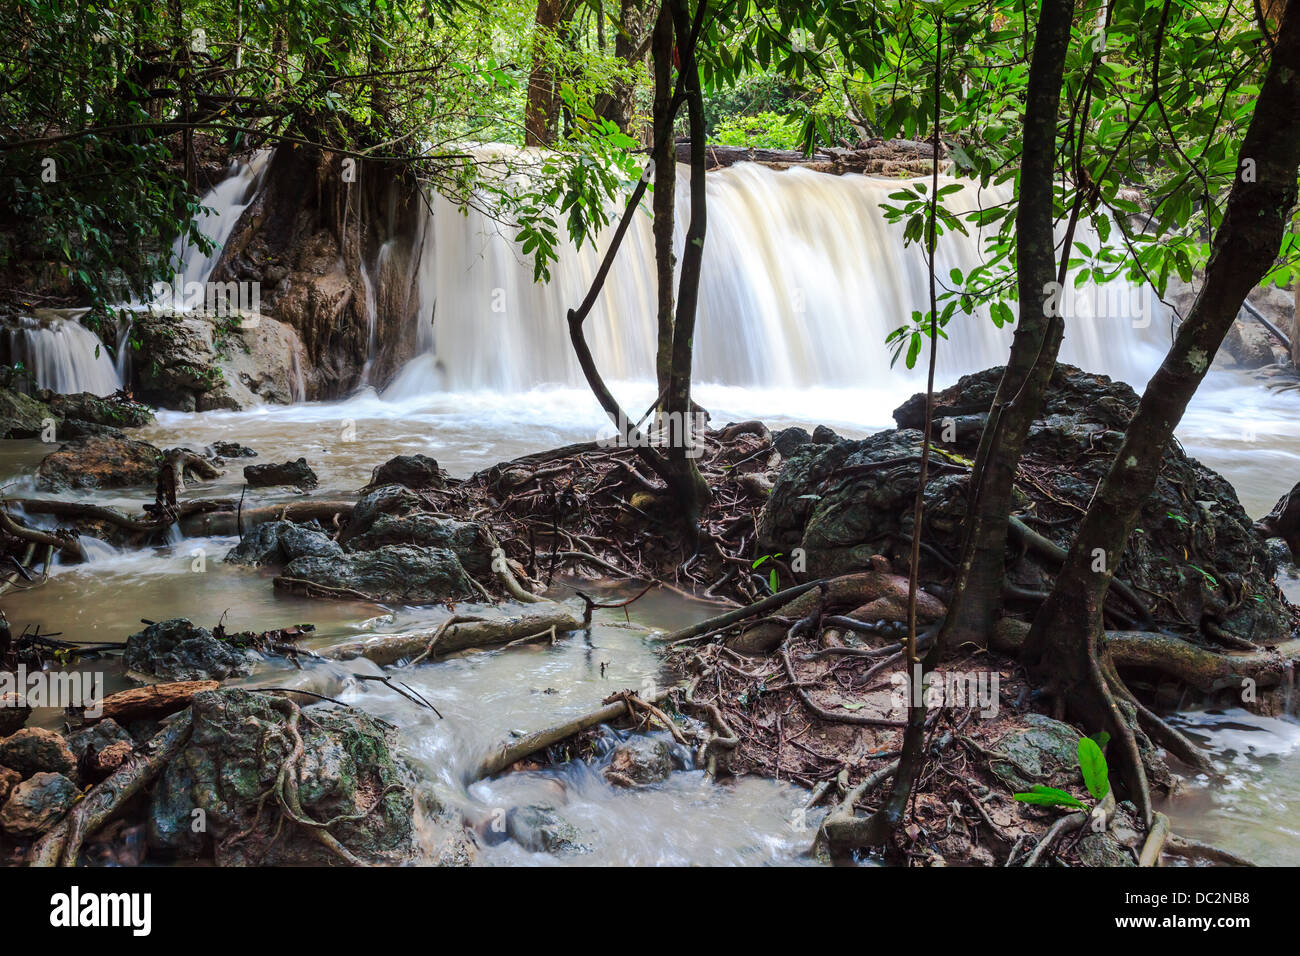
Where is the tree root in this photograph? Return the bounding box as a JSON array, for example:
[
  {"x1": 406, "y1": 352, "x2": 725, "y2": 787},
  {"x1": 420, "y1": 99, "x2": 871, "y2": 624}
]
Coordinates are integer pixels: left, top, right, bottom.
[
  {"x1": 1138, "y1": 811, "x2": 1170, "y2": 866},
  {"x1": 0, "y1": 508, "x2": 86, "y2": 562},
  {"x1": 813, "y1": 761, "x2": 899, "y2": 854}
]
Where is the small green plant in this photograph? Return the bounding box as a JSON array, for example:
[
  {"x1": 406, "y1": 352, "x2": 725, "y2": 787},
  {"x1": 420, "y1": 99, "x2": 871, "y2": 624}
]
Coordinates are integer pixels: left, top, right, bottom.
[
  {"x1": 1013, "y1": 732, "x2": 1110, "y2": 810},
  {"x1": 751, "y1": 553, "x2": 783, "y2": 594}
]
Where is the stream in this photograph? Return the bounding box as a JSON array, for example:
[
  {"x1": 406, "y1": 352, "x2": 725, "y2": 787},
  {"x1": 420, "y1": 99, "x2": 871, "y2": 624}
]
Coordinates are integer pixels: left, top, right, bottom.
[{"x1": 0, "y1": 369, "x2": 1297, "y2": 864}]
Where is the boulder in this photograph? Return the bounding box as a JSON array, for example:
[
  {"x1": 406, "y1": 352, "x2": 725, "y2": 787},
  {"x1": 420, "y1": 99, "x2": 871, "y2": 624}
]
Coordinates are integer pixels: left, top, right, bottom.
[
  {"x1": 148, "y1": 689, "x2": 414, "y2": 864},
  {"x1": 0, "y1": 692, "x2": 31, "y2": 736},
  {"x1": 280, "y1": 545, "x2": 477, "y2": 603},
  {"x1": 0, "y1": 727, "x2": 77, "y2": 780},
  {"x1": 46, "y1": 392, "x2": 154, "y2": 429},
  {"x1": 340, "y1": 484, "x2": 424, "y2": 543},
  {"x1": 365, "y1": 454, "x2": 446, "y2": 491},
  {"x1": 0, "y1": 387, "x2": 52, "y2": 438},
  {"x1": 345, "y1": 514, "x2": 495, "y2": 577},
  {"x1": 224, "y1": 520, "x2": 342, "y2": 566},
  {"x1": 207, "y1": 440, "x2": 257, "y2": 459},
  {"x1": 505, "y1": 805, "x2": 587, "y2": 854},
  {"x1": 0, "y1": 772, "x2": 78, "y2": 838},
  {"x1": 36, "y1": 434, "x2": 163, "y2": 490},
  {"x1": 604, "y1": 736, "x2": 674, "y2": 787},
  {"x1": 987, "y1": 713, "x2": 1083, "y2": 793},
  {"x1": 244, "y1": 457, "x2": 318, "y2": 489},
  {"x1": 124, "y1": 618, "x2": 254, "y2": 682}
]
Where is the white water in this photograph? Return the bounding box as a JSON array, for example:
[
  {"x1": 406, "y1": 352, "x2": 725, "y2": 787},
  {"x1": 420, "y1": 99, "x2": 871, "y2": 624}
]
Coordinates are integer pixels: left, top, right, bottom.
[{"x1": 2, "y1": 315, "x2": 121, "y2": 396}]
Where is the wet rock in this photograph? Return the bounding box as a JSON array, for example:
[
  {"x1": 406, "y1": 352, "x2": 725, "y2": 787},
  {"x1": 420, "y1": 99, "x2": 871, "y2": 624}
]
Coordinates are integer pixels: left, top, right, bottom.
[
  {"x1": 1074, "y1": 830, "x2": 1138, "y2": 867},
  {"x1": 987, "y1": 713, "x2": 1082, "y2": 793},
  {"x1": 0, "y1": 766, "x2": 19, "y2": 804},
  {"x1": 505, "y1": 804, "x2": 587, "y2": 854},
  {"x1": 58, "y1": 419, "x2": 124, "y2": 439},
  {"x1": 124, "y1": 618, "x2": 254, "y2": 682},
  {"x1": 772, "y1": 426, "x2": 812, "y2": 458},
  {"x1": 812, "y1": 424, "x2": 841, "y2": 444},
  {"x1": 148, "y1": 688, "x2": 414, "y2": 864},
  {"x1": 604, "y1": 736, "x2": 674, "y2": 787},
  {"x1": 341, "y1": 484, "x2": 424, "y2": 543},
  {"x1": 0, "y1": 727, "x2": 78, "y2": 780},
  {"x1": 1221, "y1": 318, "x2": 1284, "y2": 369},
  {"x1": 0, "y1": 772, "x2": 78, "y2": 838},
  {"x1": 207, "y1": 440, "x2": 257, "y2": 459},
  {"x1": 365, "y1": 454, "x2": 446, "y2": 491},
  {"x1": 346, "y1": 514, "x2": 495, "y2": 577},
  {"x1": 224, "y1": 519, "x2": 343, "y2": 566},
  {"x1": 0, "y1": 387, "x2": 50, "y2": 438},
  {"x1": 36, "y1": 434, "x2": 163, "y2": 490},
  {"x1": 0, "y1": 692, "x2": 31, "y2": 736},
  {"x1": 66, "y1": 718, "x2": 135, "y2": 781},
  {"x1": 761, "y1": 364, "x2": 1294, "y2": 644},
  {"x1": 46, "y1": 392, "x2": 154, "y2": 429},
  {"x1": 244, "y1": 457, "x2": 318, "y2": 489},
  {"x1": 281, "y1": 545, "x2": 477, "y2": 603}
]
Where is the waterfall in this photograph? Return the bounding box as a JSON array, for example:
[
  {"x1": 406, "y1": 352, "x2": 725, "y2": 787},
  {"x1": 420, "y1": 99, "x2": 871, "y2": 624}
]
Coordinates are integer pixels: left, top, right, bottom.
[
  {"x1": 386, "y1": 162, "x2": 1168, "y2": 399},
  {"x1": 2, "y1": 315, "x2": 122, "y2": 396}
]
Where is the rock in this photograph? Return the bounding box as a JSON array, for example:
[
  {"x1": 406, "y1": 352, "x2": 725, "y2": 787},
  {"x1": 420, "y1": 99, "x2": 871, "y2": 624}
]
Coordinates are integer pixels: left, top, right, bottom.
[
  {"x1": 0, "y1": 692, "x2": 31, "y2": 736},
  {"x1": 124, "y1": 618, "x2": 254, "y2": 682},
  {"x1": 1075, "y1": 830, "x2": 1138, "y2": 867},
  {"x1": 341, "y1": 484, "x2": 424, "y2": 543},
  {"x1": 224, "y1": 519, "x2": 343, "y2": 566},
  {"x1": 772, "y1": 426, "x2": 812, "y2": 458},
  {"x1": 0, "y1": 727, "x2": 78, "y2": 780},
  {"x1": 280, "y1": 544, "x2": 477, "y2": 603},
  {"x1": 0, "y1": 387, "x2": 53, "y2": 438},
  {"x1": 58, "y1": 419, "x2": 123, "y2": 439},
  {"x1": 46, "y1": 392, "x2": 154, "y2": 429},
  {"x1": 1256, "y1": 480, "x2": 1300, "y2": 562},
  {"x1": 127, "y1": 312, "x2": 308, "y2": 411},
  {"x1": 1221, "y1": 317, "x2": 1284, "y2": 369},
  {"x1": 36, "y1": 434, "x2": 163, "y2": 490},
  {"x1": 345, "y1": 514, "x2": 495, "y2": 577},
  {"x1": 244, "y1": 457, "x2": 318, "y2": 489},
  {"x1": 66, "y1": 718, "x2": 135, "y2": 781},
  {"x1": 505, "y1": 804, "x2": 586, "y2": 854},
  {"x1": 988, "y1": 713, "x2": 1083, "y2": 793},
  {"x1": 812, "y1": 424, "x2": 841, "y2": 444},
  {"x1": 365, "y1": 454, "x2": 446, "y2": 490},
  {"x1": 604, "y1": 736, "x2": 674, "y2": 786},
  {"x1": 0, "y1": 772, "x2": 78, "y2": 838},
  {"x1": 760, "y1": 364, "x2": 1293, "y2": 644},
  {"x1": 207, "y1": 440, "x2": 257, "y2": 458},
  {"x1": 148, "y1": 689, "x2": 414, "y2": 864},
  {"x1": 0, "y1": 766, "x2": 19, "y2": 804}
]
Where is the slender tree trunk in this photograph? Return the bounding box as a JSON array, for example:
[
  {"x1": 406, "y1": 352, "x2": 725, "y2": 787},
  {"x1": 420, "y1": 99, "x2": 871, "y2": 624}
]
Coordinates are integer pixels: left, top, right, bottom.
[
  {"x1": 1025, "y1": 0, "x2": 1300, "y2": 822},
  {"x1": 651, "y1": 4, "x2": 675, "y2": 400},
  {"x1": 932, "y1": 0, "x2": 1075, "y2": 655},
  {"x1": 663, "y1": 0, "x2": 712, "y2": 530},
  {"x1": 598, "y1": 0, "x2": 654, "y2": 132}
]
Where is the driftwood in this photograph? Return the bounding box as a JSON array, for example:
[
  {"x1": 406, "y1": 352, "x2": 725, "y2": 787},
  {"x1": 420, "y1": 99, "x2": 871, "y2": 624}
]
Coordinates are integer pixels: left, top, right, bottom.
[
  {"x1": 7, "y1": 497, "x2": 355, "y2": 538},
  {"x1": 473, "y1": 688, "x2": 670, "y2": 781},
  {"x1": 95, "y1": 680, "x2": 219, "y2": 723},
  {"x1": 319, "y1": 601, "x2": 584, "y2": 666},
  {"x1": 31, "y1": 712, "x2": 193, "y2": 866},
  {"x1": 0, "y1": 508, "x2": 87, "y2": 562}
]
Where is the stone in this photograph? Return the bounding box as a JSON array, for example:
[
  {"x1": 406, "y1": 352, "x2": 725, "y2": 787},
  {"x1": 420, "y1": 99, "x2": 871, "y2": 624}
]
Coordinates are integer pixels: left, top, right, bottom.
[
  {"x1": 345, "y1": 514, "x2": 495, "y2": 577},
  {"x1": 244, "y1": 457, "x2": 318, "y2": 489},
  {"x1": 36, "y1": 435, "x2": 163, "y2": 490},
  {"x1": 0, "y1": 766, "x2": 19, "y2": 804},
  {"x1": 772, "y1": 426, "x2": 812, "y2": 458},
  {"x1": 148, "y1": 689, "x2": 414, "y2": 864},
  {"x1": 0, "y1": 727, "x2": 77, "y2": 780},
  {"x1": 66, "y1": 718, "x2": 135, "y2": 780},
  {"x1": 341, "y1": 484, "x2": 424, "y2": 543},
  {"x1": 124, "y1": 618, "x2": 254, "y2": 682},
  {"x1": 207, "y1": 440, "x2": 257, "y2": 458},
  {"x1": 280, "y1": 545, "x2": 477, "y2": 604},
  {"x1": 505, "y1": 804, "x2": 586, "y2": 854},
  {"x1": 604, "y1": 736, "x2": 674, "y2": 786},
  {"x1": 365, "y1": 454, "x2": 446, "y2": 490},
  {"x1": 988, "y1": 713, "x2": 1083, "y2": 793},
  {"x1": 224, "y1": 520, "x2": 342, "y2": 566},
  {"x1": 0, "y1": 692, "x2": 31, "y2": 736},
  {"x1": 0, "y1": 772, "x2": 78, "y2": 838},
  {"x1": 0, "y1": 387, "x2": 54, "y2": 438},
  {"x1": 46, "y1": 392, "x2": 154, "y2": 428}
]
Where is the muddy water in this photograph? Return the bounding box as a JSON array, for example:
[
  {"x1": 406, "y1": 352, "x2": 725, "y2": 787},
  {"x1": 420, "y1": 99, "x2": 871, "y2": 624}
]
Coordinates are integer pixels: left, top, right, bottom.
[{"x1": 0, "y1": 370, "x2": 1297, "y2": 864}]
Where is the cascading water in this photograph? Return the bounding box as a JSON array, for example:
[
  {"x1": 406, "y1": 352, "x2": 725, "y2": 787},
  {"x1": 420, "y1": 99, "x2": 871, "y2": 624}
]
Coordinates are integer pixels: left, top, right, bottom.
[
  {"x1": 1, "y1": 314, "x2": 122, "y2": 396},
  {"x1": 386, "y1": 162, "x2": 1169, "y2": 399}
]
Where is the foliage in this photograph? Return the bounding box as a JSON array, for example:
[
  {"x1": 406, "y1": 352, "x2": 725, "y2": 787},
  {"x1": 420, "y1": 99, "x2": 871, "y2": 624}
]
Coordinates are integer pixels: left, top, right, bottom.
[{"x1": 1013, "y1": 732, "x2": 1112, "y2": 810}]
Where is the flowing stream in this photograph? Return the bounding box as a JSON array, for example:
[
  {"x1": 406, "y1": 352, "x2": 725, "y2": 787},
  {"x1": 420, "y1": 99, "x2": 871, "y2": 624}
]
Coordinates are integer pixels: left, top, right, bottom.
[{"x1": 1, "y1": 157, "x2": 1297, "y2": 864}]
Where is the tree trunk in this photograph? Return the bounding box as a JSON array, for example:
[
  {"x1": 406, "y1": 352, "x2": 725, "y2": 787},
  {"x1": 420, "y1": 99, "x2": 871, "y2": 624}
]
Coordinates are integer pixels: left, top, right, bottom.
[
  {"x1": 651, "y1": 4, "x2": 675, "y2": 400},
  {"x1": 597, "y1": 0, "x2": 654, "y2": 133},
  {"x1": 663, "y1": 0, "x2": 712, "y2": 530},
  {"x1": 932, "y1": 0, "x2": 1074, "y2": 654},
  {"x1": 1025, "y1": 0, "x2": 1300, "y2": 819},
  {"x1": 524, "y1": 0, "x2": 574, "y2": 147}
]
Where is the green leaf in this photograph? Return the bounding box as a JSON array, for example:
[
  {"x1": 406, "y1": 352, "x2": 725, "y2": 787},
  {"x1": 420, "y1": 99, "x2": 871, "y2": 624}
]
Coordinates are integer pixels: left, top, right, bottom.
[
  {"x1": 1078, "y1": 736, "x2": 1110, "y2": 800},
  {"x1": 1013, "y1": 786, "x2": 1088, "y2": 809}
]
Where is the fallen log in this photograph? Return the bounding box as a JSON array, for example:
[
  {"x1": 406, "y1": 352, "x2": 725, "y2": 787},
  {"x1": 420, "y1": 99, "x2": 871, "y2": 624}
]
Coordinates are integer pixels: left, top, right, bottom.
[
  {"x1": 473, "y1": 688, "x2": 670, "y2": 781},
  {"x1": 31, "y1": 712, "x2": 193, "y2": 866},
  {"x1": 319, "y1": 600, "x2": 584, "y2": 666},
  {"x1": 93, "y1": 680, "x2": 219, "y2": 724},
  {"x1": 179, "y1": 499, "x2": 356, "y2": 536}
]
